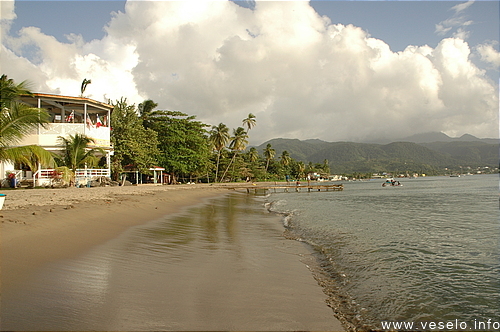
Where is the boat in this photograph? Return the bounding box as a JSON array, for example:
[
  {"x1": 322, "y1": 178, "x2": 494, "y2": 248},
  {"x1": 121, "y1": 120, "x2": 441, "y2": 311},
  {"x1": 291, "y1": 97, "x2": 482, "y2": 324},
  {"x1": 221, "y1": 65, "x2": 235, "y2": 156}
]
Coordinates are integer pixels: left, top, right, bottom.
[{"x1": 382, "y1": 179, "x2": 403, "y2": 187}]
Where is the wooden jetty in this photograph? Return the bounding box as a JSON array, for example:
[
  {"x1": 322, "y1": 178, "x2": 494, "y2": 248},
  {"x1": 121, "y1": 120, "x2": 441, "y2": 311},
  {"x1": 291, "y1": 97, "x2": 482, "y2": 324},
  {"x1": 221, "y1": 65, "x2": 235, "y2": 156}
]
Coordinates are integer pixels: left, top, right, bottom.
[{"x1": 228, "y1": 183, "x2": 344, "y2": 194}]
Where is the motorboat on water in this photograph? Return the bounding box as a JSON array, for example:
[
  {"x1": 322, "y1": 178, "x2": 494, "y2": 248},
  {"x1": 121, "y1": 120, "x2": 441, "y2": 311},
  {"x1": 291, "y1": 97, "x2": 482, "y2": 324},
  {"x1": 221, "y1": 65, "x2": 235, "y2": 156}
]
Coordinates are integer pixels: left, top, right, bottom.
[{"x1": 382, "y1": 179, "x2": 403, "y2": 187}]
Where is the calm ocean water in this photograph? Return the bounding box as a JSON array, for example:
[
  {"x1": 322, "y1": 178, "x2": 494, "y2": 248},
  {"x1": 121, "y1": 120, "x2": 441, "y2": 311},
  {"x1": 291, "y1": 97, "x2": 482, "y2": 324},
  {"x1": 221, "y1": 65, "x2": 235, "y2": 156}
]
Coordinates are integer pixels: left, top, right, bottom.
[{"x1": 266, "y1": 174, "x2": 500, "y2": 330}]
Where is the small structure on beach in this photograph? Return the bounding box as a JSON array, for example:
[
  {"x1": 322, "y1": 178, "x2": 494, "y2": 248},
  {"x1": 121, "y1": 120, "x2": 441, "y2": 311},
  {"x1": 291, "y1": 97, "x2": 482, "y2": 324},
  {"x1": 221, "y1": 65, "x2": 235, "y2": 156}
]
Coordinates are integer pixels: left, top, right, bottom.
[{"x1": 121, "y1": 165, "x2": 169, "y2": 185}]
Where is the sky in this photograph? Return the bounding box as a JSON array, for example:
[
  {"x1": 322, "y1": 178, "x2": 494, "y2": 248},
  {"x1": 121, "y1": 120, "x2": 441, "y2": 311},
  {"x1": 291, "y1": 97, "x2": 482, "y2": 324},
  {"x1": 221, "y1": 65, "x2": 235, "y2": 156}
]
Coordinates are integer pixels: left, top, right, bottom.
[{"x1": 1, "y1": 0, "x2": 499, "y2": 144}]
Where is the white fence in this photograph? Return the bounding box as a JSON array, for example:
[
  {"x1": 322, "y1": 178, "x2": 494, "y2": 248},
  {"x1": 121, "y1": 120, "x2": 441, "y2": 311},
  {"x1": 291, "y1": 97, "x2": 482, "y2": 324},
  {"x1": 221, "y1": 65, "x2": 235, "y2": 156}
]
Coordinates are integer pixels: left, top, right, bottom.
[{"x1": 33, "y1": 168, "x2": 111, "y2": 187}]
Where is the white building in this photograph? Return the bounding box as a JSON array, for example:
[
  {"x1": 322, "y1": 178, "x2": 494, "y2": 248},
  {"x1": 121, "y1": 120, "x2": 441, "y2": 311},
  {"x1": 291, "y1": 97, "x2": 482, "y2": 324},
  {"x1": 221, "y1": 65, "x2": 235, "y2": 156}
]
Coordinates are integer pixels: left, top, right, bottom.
[{"x1": 1, "y1": 93, "x2": 114, "y2": 187}]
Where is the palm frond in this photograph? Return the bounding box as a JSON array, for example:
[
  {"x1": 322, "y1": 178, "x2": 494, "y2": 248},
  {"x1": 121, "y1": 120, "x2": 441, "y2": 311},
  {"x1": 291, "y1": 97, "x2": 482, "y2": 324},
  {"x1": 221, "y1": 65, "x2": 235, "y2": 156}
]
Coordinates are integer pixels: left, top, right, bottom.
[
  {"x1": 1, "y1": 145, "x2": 55, "y2": 168},
  {"x1": 0, "y1": 102, "x2": 50, "y2": 147}
]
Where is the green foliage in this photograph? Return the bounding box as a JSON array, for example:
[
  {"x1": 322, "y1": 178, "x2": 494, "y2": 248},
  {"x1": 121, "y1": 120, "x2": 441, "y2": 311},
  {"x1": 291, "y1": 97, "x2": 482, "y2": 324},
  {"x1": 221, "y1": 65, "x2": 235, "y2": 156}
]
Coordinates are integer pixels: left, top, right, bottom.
[
  {"x1": 242, "y1": 113, "x2": 256, "y2": 131},
  {"x1": 56, "y1": 134, "x2": 105, "y2": 172},
  {"x1": 110, "y1": 98, "x2": 160, "y2": 178},
  {"x1": 0, "y1": 75, "x2": 54, "y2": 167},
  {"x1": 209, "y1": 123, "x2": 230, "y2": 182},
  {"x1": 263, "y1": 143, "x2": 275, "y2": 173},
  {"x1": 146, "y1": 110, "x2": 211, "y2": 182},
  {"x1": 0, "y1": 74, "x2": 33, "y2": 109},
  {"x1": 220, "y1": 127, "x2": 248, "y2": 181}
]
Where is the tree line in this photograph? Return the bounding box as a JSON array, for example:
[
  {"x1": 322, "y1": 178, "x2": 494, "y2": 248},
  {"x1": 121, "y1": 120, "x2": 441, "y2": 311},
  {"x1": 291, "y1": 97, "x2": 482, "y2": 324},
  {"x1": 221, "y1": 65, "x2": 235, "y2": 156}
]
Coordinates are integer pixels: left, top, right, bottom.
[
  {"x1": 110, "y1": 97, "x2": 330, "y2": 183},
  {"x1": 1, "y1": 75, "x2": 330, "y2": 185}
]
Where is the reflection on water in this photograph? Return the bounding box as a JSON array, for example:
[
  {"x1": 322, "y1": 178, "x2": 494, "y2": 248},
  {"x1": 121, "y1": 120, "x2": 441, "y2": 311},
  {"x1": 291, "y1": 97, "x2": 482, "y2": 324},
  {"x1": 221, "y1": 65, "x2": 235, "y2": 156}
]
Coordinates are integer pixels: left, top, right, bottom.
[{"x1": 2, "y1": 193, "x2": 292, "y2": 331}]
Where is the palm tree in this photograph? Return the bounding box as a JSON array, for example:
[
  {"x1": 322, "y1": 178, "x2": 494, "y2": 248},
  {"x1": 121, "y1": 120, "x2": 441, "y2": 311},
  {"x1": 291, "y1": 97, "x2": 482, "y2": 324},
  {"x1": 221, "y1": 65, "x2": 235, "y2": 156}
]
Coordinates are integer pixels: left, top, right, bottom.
[
  {"x1": 247, "y1": 147, "x2": 259, "y2": 163},
  {"x1": 220, "y1": 127, "x2": 248, "y2": 182},
  {"x1": 209, "y1": 123, "x2": 230, "y2": 182},
  {"x1": 80, "y1": 78, "x2": 91, "y2": 96},
  {"x1": 296, "y1": 161, "x2": 306, "y2": 180},
  {"x1": 56, "y1": 133, "x2": 105, "y2": 184},
  {"x1": 138, "y1": 99, "x2": 158, "y2": 129},
  {"x1": 263, "y1": 143, "x2": 275, "y2": 173},
  {"x1": 0, "y1": 74, "x2": 33, "y2": 109},
  {"x1": 279, "y1": 150, "x2": 291, "y2": 167},
  {"x1": 242, "y1": 113, "x2": 256, "y2": 132},
  {"x1": 280, "y1": 150, "x2": 292, "y2": 182},
  {"x1": 323, "y1": 159, "x2": 330, "y2": 175},
  {"x1": 0, "y1": 75, "x2": 54, "y2": 169}
]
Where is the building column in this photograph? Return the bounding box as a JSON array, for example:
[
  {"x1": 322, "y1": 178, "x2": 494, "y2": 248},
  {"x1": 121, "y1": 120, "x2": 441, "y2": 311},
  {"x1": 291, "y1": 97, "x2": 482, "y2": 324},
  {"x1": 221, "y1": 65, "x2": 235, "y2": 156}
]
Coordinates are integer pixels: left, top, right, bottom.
[{"x1": 84, "y1": 103, "x2": 88, "y2": 135}]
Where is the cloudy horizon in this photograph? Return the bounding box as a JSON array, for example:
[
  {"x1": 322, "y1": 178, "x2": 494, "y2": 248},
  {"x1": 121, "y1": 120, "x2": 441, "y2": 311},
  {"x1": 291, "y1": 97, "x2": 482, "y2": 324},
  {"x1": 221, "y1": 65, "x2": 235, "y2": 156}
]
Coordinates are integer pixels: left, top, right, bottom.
[{"x1": 1, "y1": 0, "x2": 498, "y2": 145}]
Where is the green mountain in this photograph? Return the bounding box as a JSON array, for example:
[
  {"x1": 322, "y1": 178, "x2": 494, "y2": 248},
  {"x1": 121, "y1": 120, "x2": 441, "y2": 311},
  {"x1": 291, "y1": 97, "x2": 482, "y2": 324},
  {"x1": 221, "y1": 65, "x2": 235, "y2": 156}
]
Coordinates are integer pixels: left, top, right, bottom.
[
  {"x1": 421, "y1": 141, "x2": 499, "y2": 166},
  {"x1": 368, "y1": 131, "x2": 498, "y2": 144},
  {"x1": 255, "y1": 137, "x2": 498, "y2": 174},
  {"x1": 255, "y1": 138, "x2": 329, "y2": 161}
]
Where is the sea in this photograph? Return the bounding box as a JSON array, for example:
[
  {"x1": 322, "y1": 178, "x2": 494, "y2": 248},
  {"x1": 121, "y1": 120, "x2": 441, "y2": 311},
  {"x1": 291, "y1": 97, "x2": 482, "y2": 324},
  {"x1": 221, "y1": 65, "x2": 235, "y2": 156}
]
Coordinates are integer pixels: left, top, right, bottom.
[
  {"x1": 265, "y1": 174, "x2": 499, "y2": 330},
  {"x1": 2, "y1": 174, "x2": 498, "y2": 330}
]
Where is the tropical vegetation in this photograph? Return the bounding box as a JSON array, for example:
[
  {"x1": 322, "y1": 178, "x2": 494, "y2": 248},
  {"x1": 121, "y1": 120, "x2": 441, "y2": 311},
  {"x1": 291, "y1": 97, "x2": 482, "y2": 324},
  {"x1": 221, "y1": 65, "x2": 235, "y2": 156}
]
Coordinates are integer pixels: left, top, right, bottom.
[{"x1": 0, "y1": 75, "x2": 54, "y2": 172}]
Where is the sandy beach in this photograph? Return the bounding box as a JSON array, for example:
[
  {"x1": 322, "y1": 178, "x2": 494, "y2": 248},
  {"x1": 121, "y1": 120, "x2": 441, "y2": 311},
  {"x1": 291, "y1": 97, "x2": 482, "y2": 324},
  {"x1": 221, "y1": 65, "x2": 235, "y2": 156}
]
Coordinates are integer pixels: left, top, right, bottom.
[
  {"x1": 0, "y1": 184, "x2": 344, "y2": 331},
  {"x1": 1, "y1": 184, "x2": 224, "y2": 288}
]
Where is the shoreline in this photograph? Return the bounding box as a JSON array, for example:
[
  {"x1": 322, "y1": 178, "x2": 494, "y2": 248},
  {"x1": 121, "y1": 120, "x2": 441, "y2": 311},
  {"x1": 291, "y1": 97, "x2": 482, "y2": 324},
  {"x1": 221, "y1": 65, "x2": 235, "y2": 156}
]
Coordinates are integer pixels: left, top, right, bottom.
[{"x1": 0, "y1": 184, "x2": 344, "y2": 331}]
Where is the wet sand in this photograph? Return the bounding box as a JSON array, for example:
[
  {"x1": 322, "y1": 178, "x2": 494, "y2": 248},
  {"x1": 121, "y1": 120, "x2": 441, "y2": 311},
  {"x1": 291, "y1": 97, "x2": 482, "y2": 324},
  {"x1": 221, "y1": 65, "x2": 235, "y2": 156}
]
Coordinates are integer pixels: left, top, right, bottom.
[
  {"x1": 1, "y1": 184, "x2": 225, "y2": 290},
  {"x1": 0, "y1": 184, "x2": 344, "y2": 331}
]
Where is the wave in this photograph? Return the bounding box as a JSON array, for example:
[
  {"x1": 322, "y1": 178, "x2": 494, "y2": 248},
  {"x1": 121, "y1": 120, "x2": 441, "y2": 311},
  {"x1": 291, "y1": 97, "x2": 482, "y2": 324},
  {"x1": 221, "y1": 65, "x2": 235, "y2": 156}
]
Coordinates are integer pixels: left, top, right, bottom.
[{"x1": 263, "y1": 195, "x2": 369, "y2": 331}]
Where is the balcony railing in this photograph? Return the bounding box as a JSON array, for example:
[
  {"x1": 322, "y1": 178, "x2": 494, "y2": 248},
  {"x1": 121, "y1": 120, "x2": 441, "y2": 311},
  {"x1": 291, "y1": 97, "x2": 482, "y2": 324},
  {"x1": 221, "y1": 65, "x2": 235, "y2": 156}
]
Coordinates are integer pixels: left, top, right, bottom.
[
  {"x1": 33, "y1": 168, "x2": 111, "y2": 187},
  {"x1": 18, "y1": 123, "x2": 111, "y2": 148}
]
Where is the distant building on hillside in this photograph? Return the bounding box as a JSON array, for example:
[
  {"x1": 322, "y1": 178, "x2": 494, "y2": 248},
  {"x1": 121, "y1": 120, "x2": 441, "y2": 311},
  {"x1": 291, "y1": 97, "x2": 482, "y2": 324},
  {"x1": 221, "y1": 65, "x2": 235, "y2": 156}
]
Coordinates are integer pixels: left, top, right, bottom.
[{"x1": 0, "y1": 93, "x2": 114, "y2": 187}]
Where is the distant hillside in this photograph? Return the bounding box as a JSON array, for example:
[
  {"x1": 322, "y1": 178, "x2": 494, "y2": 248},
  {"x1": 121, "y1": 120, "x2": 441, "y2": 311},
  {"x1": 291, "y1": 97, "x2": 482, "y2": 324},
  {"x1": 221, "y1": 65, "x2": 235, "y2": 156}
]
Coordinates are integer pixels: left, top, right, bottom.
[
  {"x1": 421, "y1": 141, "x2": 499, "y2": 166},
  {"x1": 255, "y1": 137, "x2": 498, "y2": 174},
  {"x1": 255, "y1": 138, "x2": 329, "y2": 161},
  {"x1": 371, "y1": 132, "x2": 498, "y2": 144}
]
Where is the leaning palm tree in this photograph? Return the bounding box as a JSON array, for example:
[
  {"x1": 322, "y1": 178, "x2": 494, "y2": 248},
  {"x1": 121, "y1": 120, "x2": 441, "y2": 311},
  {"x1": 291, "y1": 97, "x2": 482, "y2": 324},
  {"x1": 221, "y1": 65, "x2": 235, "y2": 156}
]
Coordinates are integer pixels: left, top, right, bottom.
[
  {"x1": 242, "y1": 113, "x2": 256, "y2": 132},
  {"x1": 56, "y1": 134, "x2": 105, "y2": 184},
  {"x1": 220, "y1": 127, "x2": 248, "y2": 182},
  {"x1": 263, "y1": 143, "x2": 275, "y2": 173},
  {"x1": 209, "y1": 123, "x2": 230, "y2": 182},
  {"x1": 0, "y1": 75, "x2": 54, "y2": 168}
]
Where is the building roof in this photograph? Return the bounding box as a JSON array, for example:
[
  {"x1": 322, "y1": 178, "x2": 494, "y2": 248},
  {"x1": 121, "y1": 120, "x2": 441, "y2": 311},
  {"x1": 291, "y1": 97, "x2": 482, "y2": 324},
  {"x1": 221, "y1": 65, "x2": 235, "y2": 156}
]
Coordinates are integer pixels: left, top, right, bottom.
[{"x1": 20, "y1": 93, "x2": 114, "y2": 113}]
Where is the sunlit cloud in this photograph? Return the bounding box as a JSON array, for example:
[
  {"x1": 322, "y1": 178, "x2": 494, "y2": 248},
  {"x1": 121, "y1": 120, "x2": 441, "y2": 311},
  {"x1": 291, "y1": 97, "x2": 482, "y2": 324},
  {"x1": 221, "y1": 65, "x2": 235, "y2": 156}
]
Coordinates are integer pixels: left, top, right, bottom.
[
  {"x1": 476, "y1": 42, "x2": 500, "y2": 68},
  {"x1": 1, "y1": 0, "x2": 497, "y2": 143}
]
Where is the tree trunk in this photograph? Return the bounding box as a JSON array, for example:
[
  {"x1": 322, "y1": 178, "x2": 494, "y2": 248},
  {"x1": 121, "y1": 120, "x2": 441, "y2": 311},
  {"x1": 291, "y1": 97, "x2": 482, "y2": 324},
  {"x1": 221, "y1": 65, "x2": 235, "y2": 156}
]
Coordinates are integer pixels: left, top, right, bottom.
[{"x1": 220, "y1": 152, "x2": 236, "y2": 182}]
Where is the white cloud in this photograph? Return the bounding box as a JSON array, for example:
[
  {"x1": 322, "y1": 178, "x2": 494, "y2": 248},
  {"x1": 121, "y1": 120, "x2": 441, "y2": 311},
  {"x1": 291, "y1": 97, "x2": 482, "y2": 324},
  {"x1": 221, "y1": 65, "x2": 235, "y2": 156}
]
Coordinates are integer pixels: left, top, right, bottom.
[
  {"x1": 476, "y1": 43, "x2": 500, "y2": 67},
  {"x1": 1, "y1": 0, "x2": 16, "y2": 42},
  {"x1": 435, "y1": 1, "x2": 475, "y2": 39},
  {"x1": 2, "y1": 23, "x2": 142, "y2": 102},
  {"x1": 1, "y1": 1, "x2": 498, "y2": 143},
  {"x1": 0, "y1": 0, "x2": 16, "y2": 21},
  {"x1": 451, "y1": 0, "x2": 475, "y2": 15}
]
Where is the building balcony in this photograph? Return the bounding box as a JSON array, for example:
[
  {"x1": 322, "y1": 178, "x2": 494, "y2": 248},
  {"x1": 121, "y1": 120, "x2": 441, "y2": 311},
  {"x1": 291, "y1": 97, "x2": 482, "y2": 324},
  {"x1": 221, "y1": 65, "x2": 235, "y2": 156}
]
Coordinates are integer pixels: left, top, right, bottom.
[
  {"x1": 19, "y1": 123, "x2": 111, "y2": 150},
  {"x1": 18, "y1": 93, "x2": 114, "y2": 150}
]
